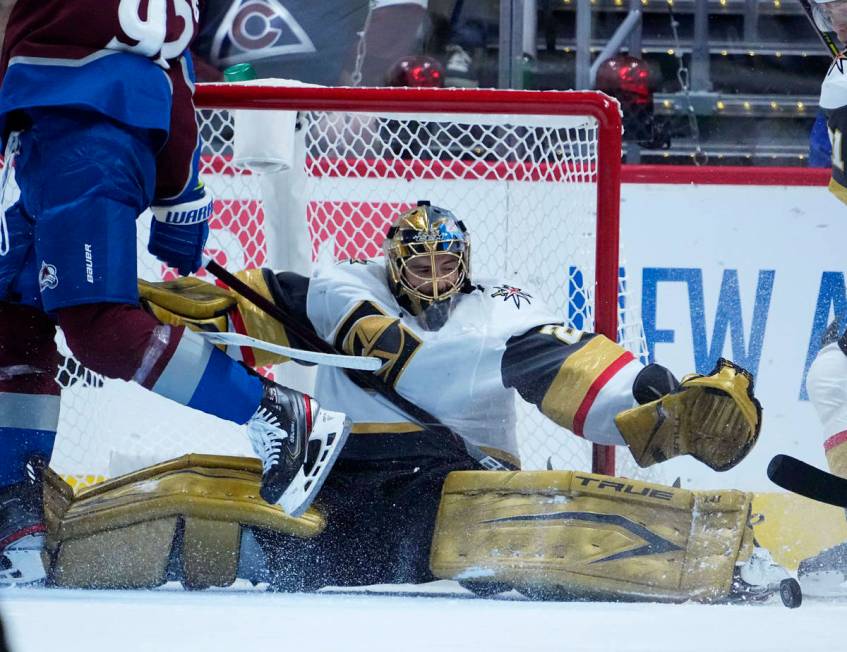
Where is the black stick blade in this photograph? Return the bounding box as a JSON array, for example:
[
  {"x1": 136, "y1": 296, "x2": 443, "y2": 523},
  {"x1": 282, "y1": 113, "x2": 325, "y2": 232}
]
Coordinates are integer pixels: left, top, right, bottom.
[{"x1": 767, "y1": 454, "x2": 847, "y2": 508}]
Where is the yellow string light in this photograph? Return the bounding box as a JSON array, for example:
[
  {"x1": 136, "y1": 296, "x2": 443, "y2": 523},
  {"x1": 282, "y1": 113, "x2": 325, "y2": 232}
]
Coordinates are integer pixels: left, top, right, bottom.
[
  {"x1": 667, "y1": 48, "x2": 675, "y2": 55},
  {"x1": 770, "y1": 101, "x2": 779, "y2": 110},
  {"x1": 743, "y1": 101, "x2": 752, "y2": 110},
  {"x1": 797, "y1": 101, "x2": 806, "y2": 112},
  {"x1": 716, "y1": 100, "x2": 726, "y2": 110}
]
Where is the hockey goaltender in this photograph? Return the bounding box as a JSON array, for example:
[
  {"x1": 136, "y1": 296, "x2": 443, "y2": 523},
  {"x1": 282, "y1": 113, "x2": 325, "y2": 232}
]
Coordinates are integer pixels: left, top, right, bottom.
[{"x1": 36, "y1": 203, "x2": 800, "y2": 606}]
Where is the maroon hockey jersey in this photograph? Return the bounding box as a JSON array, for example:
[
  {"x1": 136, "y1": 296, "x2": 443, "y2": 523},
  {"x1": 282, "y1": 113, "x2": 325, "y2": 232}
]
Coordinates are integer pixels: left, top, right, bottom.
[{"x1": 0, "y1": 0, "x2": 205, "y2": 200}]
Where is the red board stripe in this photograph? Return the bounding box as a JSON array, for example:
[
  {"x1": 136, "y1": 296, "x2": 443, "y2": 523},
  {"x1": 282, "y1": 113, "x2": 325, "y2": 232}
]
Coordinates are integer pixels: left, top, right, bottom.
[{"x1": 621, "y1": 165, "x2": 829, "y2": 187}]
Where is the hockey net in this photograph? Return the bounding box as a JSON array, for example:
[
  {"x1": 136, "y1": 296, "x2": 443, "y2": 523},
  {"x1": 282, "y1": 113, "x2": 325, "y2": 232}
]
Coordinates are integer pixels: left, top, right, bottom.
[{"x1": 47, "y1": 84, "x2": 655, "y2": 491}]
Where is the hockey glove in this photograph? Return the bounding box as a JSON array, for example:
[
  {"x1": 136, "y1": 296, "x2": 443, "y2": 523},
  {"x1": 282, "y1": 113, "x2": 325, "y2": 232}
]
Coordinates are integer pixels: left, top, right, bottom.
[
  {"x1": 148, "y1": 186, "x2": 212, "y2": 276},
  {"x1": 614, "y1": 358, "x2": 762, "y2": 471}
]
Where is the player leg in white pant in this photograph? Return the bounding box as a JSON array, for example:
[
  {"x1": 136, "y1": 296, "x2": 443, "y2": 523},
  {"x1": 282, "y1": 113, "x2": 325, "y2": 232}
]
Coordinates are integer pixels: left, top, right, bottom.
[{"x1": 798, "y1": 340, "x2": 847, "y2": 593}]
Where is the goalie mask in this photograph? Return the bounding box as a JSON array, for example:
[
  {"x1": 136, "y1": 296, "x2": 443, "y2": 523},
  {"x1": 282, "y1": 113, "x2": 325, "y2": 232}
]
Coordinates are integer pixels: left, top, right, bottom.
[{"x1": 383, "y1": 201, "x2": 471, "y2": 330}]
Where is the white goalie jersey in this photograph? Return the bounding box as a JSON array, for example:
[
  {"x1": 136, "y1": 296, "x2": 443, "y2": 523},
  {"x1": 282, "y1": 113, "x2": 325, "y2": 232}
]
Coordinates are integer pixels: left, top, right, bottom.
[
  {"x1": 256, "y1": 255, "x2": 640, "y2": 467},
  {"x1": 306, "y1": 257, "x2": 560, "y2": 464}
]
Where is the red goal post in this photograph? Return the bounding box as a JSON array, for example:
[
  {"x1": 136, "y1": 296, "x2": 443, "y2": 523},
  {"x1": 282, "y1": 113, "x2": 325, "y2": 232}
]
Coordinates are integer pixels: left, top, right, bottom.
[{"x1": 195, "y1": 83, "x2": 623, "y2": 476}]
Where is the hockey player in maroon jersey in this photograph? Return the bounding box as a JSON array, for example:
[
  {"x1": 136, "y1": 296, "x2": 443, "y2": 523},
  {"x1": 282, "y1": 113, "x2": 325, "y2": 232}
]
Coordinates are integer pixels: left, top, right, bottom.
[{"x1": 0, "y1": 0, "x2": 348, "y2": 585}]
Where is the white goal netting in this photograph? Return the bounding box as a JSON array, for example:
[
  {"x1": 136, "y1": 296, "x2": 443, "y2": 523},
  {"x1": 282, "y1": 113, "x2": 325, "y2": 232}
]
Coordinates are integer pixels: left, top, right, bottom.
[{"x1": 42, "y1": 85, "x2": 655, "y2": 490}]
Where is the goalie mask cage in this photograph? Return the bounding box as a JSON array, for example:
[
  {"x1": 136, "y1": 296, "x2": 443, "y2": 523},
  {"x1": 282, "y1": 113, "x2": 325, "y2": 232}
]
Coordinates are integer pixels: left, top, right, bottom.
[{"x1": 49, "y1": 84, "x2": 653, "y2": 491}]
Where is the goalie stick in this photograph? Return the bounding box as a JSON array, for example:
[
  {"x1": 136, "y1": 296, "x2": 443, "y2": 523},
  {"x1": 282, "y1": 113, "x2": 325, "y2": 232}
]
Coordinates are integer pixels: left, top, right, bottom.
[
  {"x1": 196, "y1": 331, "x2": 382, "y2": 370},
  {"x1": 202, "y1": 257, "x2": 511, "y2": 471},
  {"x1": 767, "y1": 454, "x2": 847, "y2": 508}
]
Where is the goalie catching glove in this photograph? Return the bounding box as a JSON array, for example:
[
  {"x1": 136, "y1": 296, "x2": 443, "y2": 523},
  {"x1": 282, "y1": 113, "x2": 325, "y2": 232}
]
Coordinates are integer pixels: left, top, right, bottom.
[{"x1": 615, "y1": 358, "x2": 762, "y2": 470}]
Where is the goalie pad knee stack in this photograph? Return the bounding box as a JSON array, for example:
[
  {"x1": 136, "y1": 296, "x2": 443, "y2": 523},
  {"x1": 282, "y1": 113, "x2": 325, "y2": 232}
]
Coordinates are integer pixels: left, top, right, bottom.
[{"x1": 430, "y1": 470, "x2": 757, "y2": 603}]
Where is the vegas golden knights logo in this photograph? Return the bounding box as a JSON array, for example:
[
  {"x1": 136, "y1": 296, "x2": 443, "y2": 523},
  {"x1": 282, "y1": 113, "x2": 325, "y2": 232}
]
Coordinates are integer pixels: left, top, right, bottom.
[
  {"x1": 491, "y1": 285, "x2": 532, "y2": 308},
  {"x1": 336, "y1": 301, "x2": 422, "y2": 388}
]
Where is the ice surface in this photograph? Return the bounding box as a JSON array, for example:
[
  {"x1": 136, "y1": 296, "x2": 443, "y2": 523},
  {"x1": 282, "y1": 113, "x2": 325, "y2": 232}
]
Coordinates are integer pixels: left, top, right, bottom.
[{"x1": 2, "y1": 580, "x2": 846, "y2": 652}]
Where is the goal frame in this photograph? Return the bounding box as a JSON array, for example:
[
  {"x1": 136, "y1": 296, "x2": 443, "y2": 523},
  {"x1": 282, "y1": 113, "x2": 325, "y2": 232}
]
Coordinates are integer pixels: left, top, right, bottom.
[{"x1": 193, "y1": 84, "x2": 623, "y2": 476}]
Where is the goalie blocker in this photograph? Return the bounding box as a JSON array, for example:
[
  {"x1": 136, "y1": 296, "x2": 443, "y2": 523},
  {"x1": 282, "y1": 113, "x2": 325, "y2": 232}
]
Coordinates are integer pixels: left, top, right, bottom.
[{"x1": 39, "y1": 457, "x2": 797, "y2": 605}]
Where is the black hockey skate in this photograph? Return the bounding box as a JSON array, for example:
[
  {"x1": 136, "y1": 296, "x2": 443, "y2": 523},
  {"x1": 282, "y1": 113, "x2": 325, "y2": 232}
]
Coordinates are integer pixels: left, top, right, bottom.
[
  {"x1": 728, "y1": 546, "x2": 802, "y2": 608},
  {"x1": 0, "y1": 458, "x2": 48, "y2": 585},
  {"x1": 247, "y1": 379, "x2": 350, "y2": 516},
  {"x1": 797, "y1": 541, "x2": 847, "y2": 597}
]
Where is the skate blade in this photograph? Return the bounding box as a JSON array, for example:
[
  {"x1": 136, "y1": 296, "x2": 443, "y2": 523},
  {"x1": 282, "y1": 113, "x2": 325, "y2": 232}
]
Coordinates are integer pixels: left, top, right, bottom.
[{"x1": 276, "y1": 409, "x2": 351, "y2": 518}]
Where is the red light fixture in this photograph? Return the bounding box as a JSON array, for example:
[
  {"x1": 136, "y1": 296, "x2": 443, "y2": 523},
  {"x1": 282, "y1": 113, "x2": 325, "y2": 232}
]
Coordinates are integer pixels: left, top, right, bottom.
[
  {"x1": 595, "y1": 55, "x2": 655, "y2": 106},
  {"x1": 386, "y1": 55, "x2": 445, "y2": 88}
]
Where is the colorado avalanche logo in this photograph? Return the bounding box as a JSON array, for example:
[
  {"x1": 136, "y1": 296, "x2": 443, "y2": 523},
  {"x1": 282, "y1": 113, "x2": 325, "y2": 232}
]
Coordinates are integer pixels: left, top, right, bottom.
[
  {"x1": 39, "y1": 261, "x2": 58, "y2": 292},
  {"x1": 491, "y1": 285, "x2": 531, "y2": 308},
  {"x1": 210, "y1": 0, "x2": 316, "y2": 68}
]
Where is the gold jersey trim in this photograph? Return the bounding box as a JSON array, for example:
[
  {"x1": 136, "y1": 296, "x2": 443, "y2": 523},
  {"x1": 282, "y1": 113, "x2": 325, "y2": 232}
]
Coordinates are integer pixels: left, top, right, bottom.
[
  {"x1": 540, "y1": 335, "x2": 628, "y2": 432},
  {"x1": 825, "y1": 435, "x2": 847, "y2": 479},
  {"x1": 829, "y1": 177, "x2": 847, "y2": 206},
  {"x1": 335, "y1": 300, "x2": 423, "y2": 388}
]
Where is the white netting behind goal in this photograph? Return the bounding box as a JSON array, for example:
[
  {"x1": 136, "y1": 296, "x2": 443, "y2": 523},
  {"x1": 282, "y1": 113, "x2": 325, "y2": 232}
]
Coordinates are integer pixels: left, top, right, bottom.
[{"x1": 45, "y1": 86, "x2": 655, "y2": 491}]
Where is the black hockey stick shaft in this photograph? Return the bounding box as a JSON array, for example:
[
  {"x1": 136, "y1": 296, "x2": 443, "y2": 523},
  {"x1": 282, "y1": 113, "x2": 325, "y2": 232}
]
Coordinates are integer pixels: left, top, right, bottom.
[
  {"x1": 798, "y1": 0, "x2": 842, "y2": 58},
  {"x1": 767, "y1": 454, "x2": 847, "y2": 508},
  {"x1": 203, "y1": 259, "x2": 493, "y2": 463}
]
